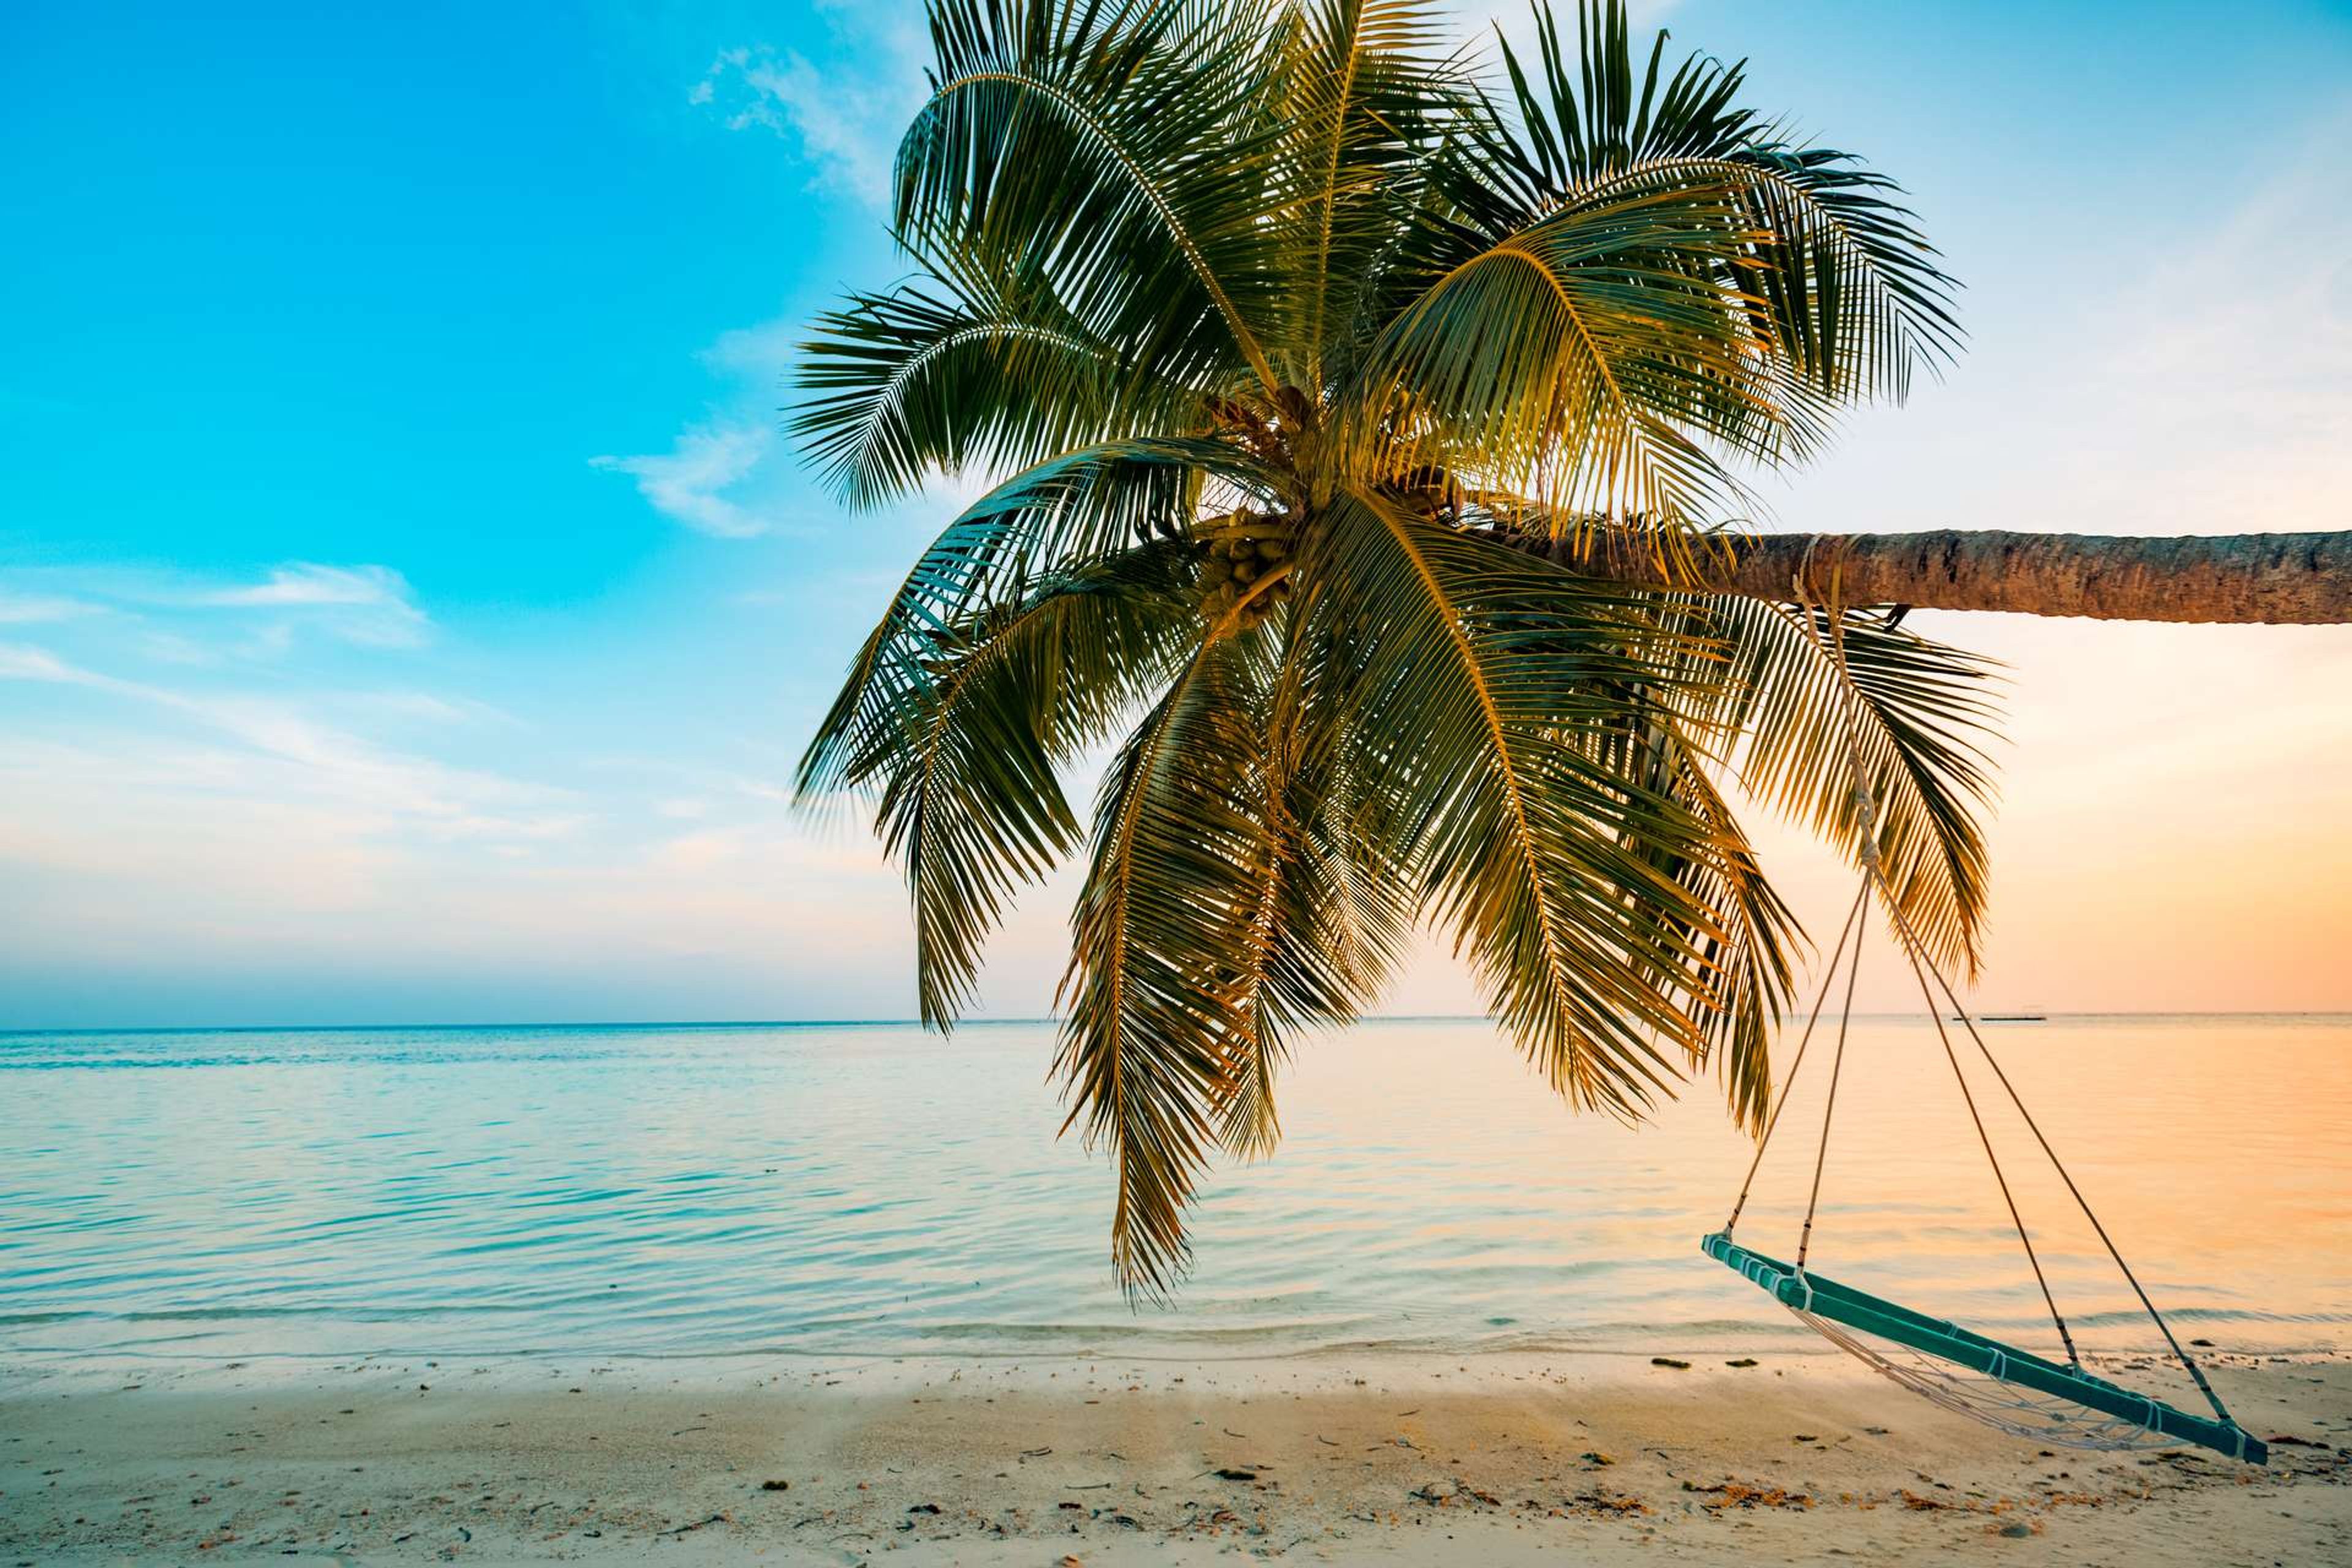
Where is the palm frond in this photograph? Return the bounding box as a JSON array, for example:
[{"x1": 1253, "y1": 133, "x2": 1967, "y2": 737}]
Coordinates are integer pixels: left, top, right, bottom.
[
  {"x1": 793, "y1": 0, "x2": 1996, "y2": 1292},
  {"x1": 1212, "y1": 589, "x2": 1415, "y2": 1159},
  {"x1": 859, "y1": 544, "x2": 1201, "y2": 1028},
  {"x1": 1055, "y1": 636, "x2": 1270, "y2": 1294},
  {"x1": 1351, "y1": 1, "x2": 1956, "y2": 513},
  {"x1": 1698, "y1": 597, "x2": 2001, "y2": 974},
  {"x1": 1318, "y1": 484, "x2": 1732, "y2": 1114},
  {"x1": 1458, "y1": 2, "x2": 1958, "y2": 398},
  {"x1": 1272, "y1": 0, "x2": 1461, "y2": 383},
  {"x1": 1619, "y1": 720, "x2": 1801, "y2": 1131},
  {"x1": 799, "y1": 436, "x2": 1278, "y2": 802},
  {"x1": 903, "y1": 0, "x2": 1291, "y2": 394},
  {"x1": 1436, "y1": 518, "x2": 1803, "y2": 1128},
  {"x1": 794, "y1": 279, "x2": 1198, "y2": 507},
  {"x1": 1363, "y1": 181, "x2": 1790, "y2": 518}
]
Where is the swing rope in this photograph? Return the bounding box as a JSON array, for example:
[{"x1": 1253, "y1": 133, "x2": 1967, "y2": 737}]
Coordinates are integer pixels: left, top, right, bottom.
[
  {"x1": 1879, "y1": 884, "x2": 2083, "y2": 1367},
  {"x1": 1809, "y1": 554, "x2": 2231, "y2": 1423},
  {"x1": 1702, "y1": 546, "x2": 2252, "y2": 1455},
  {"x1": 1901, "y1": 880, "x2": 2237, "y2": 1423},
  {"x1": 1723, "y1": 880, "x2": 1868, "y2": 1235},
  {"x1": 1796, "y1": 890, "x2": 1866, "y2": 1273},
  {"x1": 1806, "y1": 582, "x2": 2085, "y2": 1370}
]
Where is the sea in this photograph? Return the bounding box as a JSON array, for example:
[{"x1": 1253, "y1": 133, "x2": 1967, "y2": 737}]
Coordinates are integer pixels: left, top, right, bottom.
[{"x1": 4, "y1": 1015, "x2": 2347, "y2": 1372}]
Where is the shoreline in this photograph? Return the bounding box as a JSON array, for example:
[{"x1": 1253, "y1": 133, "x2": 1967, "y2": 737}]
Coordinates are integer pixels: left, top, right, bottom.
[
  {"x1": 9, "y1": 1316, "x2": 2346, "y2": 1384},
  {"x1": 6, "y1": 1348, "x2": 2346, "y2": 1564}
]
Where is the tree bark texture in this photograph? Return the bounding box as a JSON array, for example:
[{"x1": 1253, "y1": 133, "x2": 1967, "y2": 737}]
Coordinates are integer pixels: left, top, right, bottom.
[{"x1": 1525, "y1": 529, "x2": 2352, "y2": 625}]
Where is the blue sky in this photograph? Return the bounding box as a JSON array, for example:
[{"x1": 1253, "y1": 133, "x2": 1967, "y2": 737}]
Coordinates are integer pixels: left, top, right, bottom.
[{"x1": 4, "y1": 1, "x2": 2350, "y2": 1027}]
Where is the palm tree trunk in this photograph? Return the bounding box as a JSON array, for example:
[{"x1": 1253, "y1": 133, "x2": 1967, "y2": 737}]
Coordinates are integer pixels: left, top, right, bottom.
[{"x1": 1528, "y1": 529, "x2": 2352, "y2": 625}]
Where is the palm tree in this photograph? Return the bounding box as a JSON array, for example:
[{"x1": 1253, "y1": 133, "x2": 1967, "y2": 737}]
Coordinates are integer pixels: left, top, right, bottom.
[{"x1": 790, "y1": 0, "x2": 2331, "y2": 1293}]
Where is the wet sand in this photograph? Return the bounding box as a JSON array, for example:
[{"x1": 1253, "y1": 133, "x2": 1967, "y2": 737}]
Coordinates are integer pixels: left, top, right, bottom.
[{"x1": 3, "y1": 1348, "x2": 2346, "y2": 1565}]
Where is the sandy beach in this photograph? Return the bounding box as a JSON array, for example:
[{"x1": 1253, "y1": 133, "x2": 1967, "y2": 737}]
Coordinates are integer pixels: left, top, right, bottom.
[
  {"x1": 4, "y1": 1348, "x2": 2345, "y2": 1566},
  {"x1": 10, "y1": 1, "x2": 2352, "y2": 1566}
]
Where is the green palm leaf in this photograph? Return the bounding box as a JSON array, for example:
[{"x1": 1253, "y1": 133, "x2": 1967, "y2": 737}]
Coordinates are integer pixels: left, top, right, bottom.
[
  {"x1": 1365, "y1": 182, "x2": 1792, "y2": 519},
  {"x1": 1213, "y1": 592, "x2": 1415, "y2": 1158},
  {"x1": 1460, "y1": 2, "x2": 1959, "y2": 400},
  {"x1": 794, "y1": 279, "x2": 1186, "y2": 508},
  {"x1": 902, "y1": 0, "x2": 1291, "y2": 393},
  {"x1": 1056, "y1": 636, "x2": 1271, "y2": 1293},
  {"x1": 799, "y1": 0, "x2": 1996, "y2": 1292},
  {"x1": 1628, "y1": 722, "x2": 1801, "y2": 1131},
  {"x1": 864, "y1": 544, "x2": 1201, "y2": 1028},
  {"x1": 1271, "y1": 0, "x2": 1461, "y2": 383},
  {"x1": 1697, "y1": 597, "x2": 2001, "y2": 973},
  {"x1": 799, "y1": 435, "x2": 1278, "y2": 802},
  {"x1": 1317, "y1": 486, "x2": 1732, "y2": 1114}
]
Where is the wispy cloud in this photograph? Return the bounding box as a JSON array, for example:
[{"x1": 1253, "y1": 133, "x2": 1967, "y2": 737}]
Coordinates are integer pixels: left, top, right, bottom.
[
  {"x1": 695, "y1": 47, "x2": 892, "y2": 200},
  {"x1": 207, "y1": 562, "x2": 402, "y2": 610},
  {"x1": 590, "y1": 420, "x2": 778, "y2": 538},
  {"x1": 356, "y1": 690, "x2": 514, "y2": 728},
  {"x1": 693, "y1": 1, "x2": 929, "y2": 207},
  {"x1": 0, "y1": 561, "x2": 431, "y2": 652},
  {"x1": 700, "y1": 314, "x2": 798, "y2": 379},
  {"x1": 0, "y1": 590, "x2": 97, "y2": 625},
  {"x1": 200, "y1": 562, "x2": 430, "y2": 647},
  {"x1": 631, "y1": 12, "x2": 956, "y2": 549},
  {"x1": 0, "y1": 655, "x2": 934, "y2": 1020},
  {"x1": 0, "y1": 641, "x2": 581, "y2": 844},
  {"x1": 2088, "y1": 112, "x2": 2352, "y2": 529},
  {"x1": 1760, "y1": 102, "x2": 2352, "y2": 545},
  {"x1": 0, "y1": 643, "x2": 76, "y2": 682}
]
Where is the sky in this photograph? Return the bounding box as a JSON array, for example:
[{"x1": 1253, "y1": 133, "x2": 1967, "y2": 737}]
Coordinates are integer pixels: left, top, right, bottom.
[{"x1": 2, "y1": 0, "x2": 2349, "y2": 1028}]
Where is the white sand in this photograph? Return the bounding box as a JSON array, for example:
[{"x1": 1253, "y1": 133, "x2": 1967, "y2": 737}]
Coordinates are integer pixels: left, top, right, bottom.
[{"x1": 3, "y1": 1347, "x2": 2346, "y2": 1564}]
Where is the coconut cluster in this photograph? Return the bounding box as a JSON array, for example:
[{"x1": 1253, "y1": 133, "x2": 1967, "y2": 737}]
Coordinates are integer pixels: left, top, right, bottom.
[{"x1": 1197, "y1": 518, "x2": 1294, "y2": 630}]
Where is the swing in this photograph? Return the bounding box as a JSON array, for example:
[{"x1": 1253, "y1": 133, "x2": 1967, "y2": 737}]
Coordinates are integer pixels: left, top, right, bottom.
[{"x1": 1699, "y1": 589, "x2": 2266, "y2": 1466}]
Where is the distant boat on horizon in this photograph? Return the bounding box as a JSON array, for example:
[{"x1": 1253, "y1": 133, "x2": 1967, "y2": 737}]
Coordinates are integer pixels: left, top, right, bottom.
[{"x1": 1956, "y1": 1012, "x2": 2049, "y2": 1023}]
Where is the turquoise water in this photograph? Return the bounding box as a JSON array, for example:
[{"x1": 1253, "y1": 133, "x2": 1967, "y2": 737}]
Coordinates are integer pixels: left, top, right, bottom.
[{"x1": 3, "y1": 1016, "x2": 2348, "y2": 1365}]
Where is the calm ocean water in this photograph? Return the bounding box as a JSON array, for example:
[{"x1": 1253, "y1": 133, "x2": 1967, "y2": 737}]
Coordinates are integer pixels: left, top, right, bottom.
[{"x1": 3, "y1": 1016, "x2": 2347, "y2": 1367}]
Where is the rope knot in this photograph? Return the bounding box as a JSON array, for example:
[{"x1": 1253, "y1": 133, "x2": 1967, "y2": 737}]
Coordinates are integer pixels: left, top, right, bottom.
[{"x1": 1852, "y1": 787, "x2": 1882, "y2": 868}]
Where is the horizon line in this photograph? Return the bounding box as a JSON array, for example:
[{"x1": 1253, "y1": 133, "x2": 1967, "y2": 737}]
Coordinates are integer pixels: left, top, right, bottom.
[{"x1": 7, "y1": 1009, "x2": 2352, "y2": 1038}]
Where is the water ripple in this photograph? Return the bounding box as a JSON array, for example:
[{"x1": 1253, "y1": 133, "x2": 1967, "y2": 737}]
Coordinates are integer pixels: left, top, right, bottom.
[{"x1": 2, "y1": 1016, "x2": 2347, "y2": 1362}]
